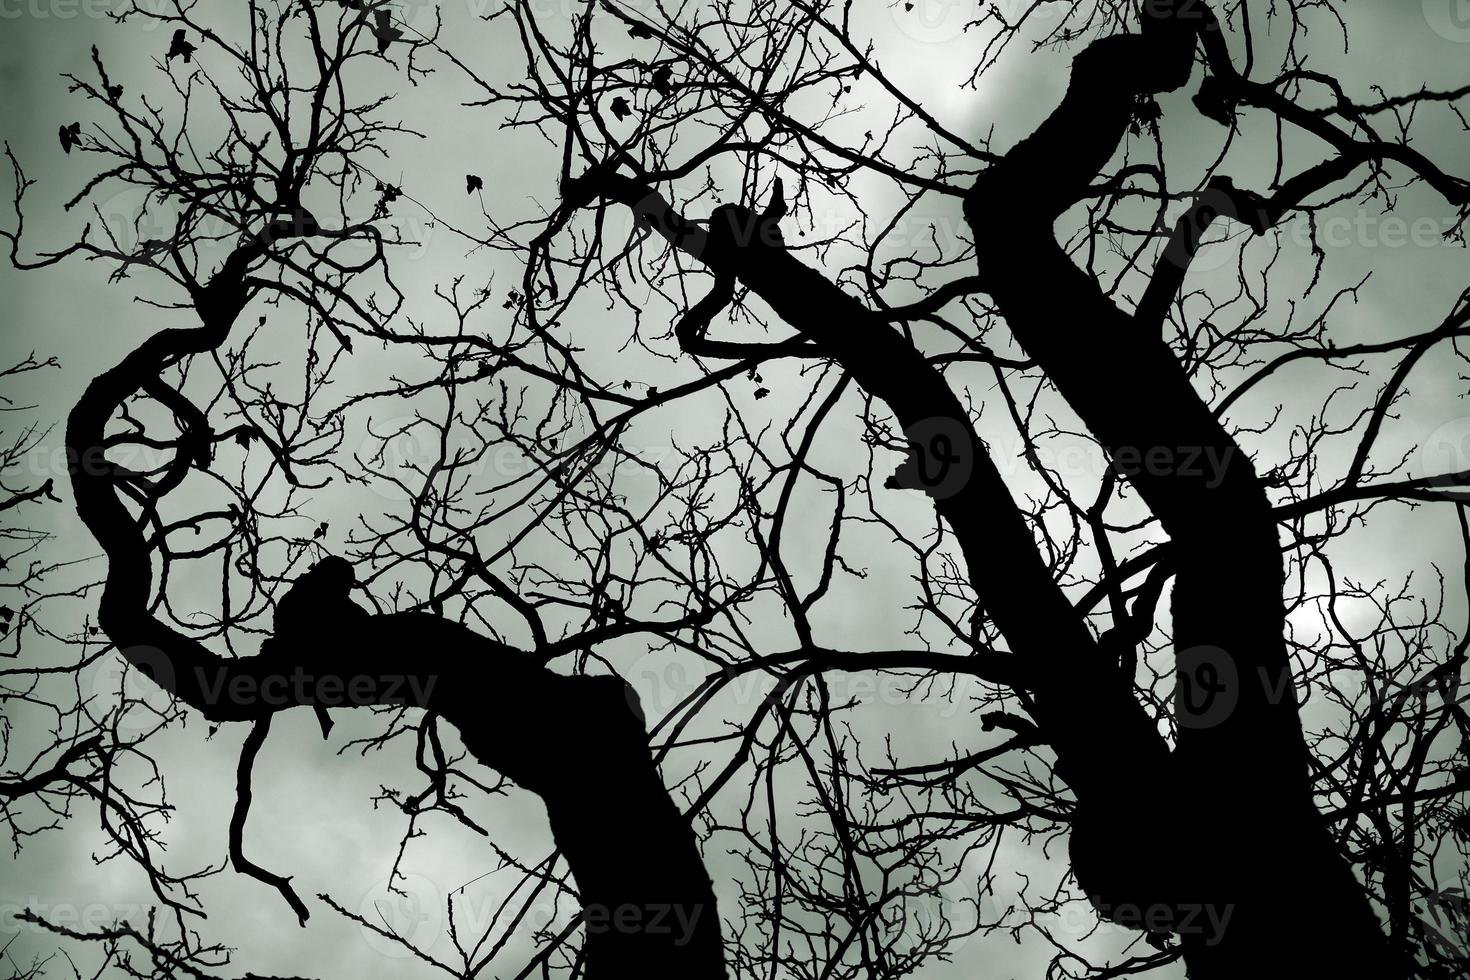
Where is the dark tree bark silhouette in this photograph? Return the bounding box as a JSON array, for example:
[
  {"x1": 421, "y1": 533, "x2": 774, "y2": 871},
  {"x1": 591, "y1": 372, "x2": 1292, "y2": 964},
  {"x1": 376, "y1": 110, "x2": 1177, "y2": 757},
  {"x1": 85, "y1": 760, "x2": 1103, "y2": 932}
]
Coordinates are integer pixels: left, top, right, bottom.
[{"x1": 4, "y1": 1, "x2": 1470, "y2": 979}]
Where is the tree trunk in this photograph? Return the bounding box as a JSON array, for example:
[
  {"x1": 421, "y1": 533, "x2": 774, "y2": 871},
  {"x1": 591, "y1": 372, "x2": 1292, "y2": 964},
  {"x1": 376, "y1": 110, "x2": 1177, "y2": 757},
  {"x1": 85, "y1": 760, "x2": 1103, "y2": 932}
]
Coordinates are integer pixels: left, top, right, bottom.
[{"x1": 964, "y1": 2, "x2": 1397, "y2": 974}]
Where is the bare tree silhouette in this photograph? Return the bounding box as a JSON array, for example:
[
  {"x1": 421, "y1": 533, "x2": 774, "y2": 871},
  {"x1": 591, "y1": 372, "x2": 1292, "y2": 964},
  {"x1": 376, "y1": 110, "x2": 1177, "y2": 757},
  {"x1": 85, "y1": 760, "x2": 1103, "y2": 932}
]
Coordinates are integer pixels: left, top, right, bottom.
[{"x1": 3, "y1": 1, "x2": 1469, "y2": 978}]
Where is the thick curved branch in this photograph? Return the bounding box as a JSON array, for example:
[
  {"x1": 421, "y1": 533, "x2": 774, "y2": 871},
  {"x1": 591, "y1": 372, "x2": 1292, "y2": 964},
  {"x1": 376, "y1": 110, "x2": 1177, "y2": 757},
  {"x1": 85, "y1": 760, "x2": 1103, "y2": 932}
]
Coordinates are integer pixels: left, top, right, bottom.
[
  {"x1": 962, "y1": 2, "x2": 1400, "y2": 973},
  {"x1": 64, "y1": 239, "x2": 728, "y2": 979},
  {"x1": 564, "y1": 169, "x2": 1171, "y2": 810}
]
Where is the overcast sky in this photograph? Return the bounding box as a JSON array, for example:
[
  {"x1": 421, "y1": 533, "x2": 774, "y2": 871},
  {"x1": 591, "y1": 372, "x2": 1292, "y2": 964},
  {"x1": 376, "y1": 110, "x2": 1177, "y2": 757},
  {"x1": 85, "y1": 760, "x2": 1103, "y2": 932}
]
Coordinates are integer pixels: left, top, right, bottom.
[{"x1": 3, "y1": 3, "x2": 1470, "y2": 978}]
